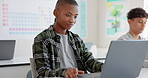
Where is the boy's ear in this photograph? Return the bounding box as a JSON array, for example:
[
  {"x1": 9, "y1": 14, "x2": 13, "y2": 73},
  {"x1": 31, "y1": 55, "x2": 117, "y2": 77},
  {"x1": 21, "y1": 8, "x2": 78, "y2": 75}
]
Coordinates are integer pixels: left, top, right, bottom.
[
  {"x1": 128, "y1": 19, "x2": 132, "y2": 24},
  {"x1": 53, "y1": 9, "x2": 58, "y2": 17}
]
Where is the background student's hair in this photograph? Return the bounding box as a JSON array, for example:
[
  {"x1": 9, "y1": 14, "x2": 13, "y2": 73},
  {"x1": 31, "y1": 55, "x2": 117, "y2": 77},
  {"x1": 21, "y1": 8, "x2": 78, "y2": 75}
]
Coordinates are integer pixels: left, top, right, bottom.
[{"x1": 127, "y1": 7, "x2": 148, "y2": 19}]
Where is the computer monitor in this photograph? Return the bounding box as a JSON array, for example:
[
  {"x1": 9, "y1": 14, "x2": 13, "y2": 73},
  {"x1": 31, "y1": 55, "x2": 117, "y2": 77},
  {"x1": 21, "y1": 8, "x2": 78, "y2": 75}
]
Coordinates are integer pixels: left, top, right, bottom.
[
  {"x1": 85, "y1": 42, "x2": 93, "y2": 51},
  {"x1": 0, "y1": 40, "x2": 16, "y2": 60}
]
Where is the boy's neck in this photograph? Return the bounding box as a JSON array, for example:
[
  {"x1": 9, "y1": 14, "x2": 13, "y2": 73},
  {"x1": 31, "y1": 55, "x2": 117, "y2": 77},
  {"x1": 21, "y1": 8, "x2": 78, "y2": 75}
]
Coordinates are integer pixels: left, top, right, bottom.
[
  {"x1": 53, "y1": 24, "x2": 67, "y2": 35},
  {"x1": 129, "y1": 31, "x2": 140, "y2": 40}
]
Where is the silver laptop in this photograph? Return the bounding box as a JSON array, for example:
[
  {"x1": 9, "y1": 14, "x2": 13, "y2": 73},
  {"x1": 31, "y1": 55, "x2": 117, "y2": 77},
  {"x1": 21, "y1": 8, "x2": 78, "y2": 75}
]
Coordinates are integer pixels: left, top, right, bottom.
[
  {"x1": 78, "y1": 40, "x2": 148, "y2": 78},
  {"x1": 0, "y1": 40, "x2": 16, "y2": 60},
  {"x1": 85, "y1": 42, "x2": 93, "y2": 51}
]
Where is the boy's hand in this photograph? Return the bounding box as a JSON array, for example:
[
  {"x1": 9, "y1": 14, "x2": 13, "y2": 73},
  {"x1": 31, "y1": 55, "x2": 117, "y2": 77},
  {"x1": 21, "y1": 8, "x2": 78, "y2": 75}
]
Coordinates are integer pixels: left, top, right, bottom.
[{"x1": 65, "y1": 68, "x2": 84, "y2": 78}]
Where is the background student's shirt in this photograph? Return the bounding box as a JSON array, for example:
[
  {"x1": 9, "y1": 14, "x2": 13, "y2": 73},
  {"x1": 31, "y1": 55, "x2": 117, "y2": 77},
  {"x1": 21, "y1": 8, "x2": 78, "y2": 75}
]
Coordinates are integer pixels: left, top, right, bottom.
[{"x1": 117, "y1": 32, "x2": 145, "y2": 40}]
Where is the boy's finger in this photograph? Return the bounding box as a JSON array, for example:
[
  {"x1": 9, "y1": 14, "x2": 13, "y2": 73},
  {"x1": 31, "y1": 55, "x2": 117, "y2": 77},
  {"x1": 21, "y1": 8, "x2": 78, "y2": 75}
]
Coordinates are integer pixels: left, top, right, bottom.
[{"x1": 78, "y1": 70, "x2": 85, "y2": 74}]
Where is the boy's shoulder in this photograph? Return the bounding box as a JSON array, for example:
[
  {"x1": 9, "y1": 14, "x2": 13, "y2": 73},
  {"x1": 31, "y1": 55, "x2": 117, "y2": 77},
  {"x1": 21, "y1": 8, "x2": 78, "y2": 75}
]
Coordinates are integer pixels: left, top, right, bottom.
[{"x1": 34, "y1": 26, "x2": 56, "y2": 40}]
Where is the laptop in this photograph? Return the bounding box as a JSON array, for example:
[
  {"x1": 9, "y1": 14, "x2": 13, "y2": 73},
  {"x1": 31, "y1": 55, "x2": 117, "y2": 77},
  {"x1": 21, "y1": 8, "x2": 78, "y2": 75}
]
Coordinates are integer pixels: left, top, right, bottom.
[
  {"x1": 78, "y1": 40, "x2": 148, "y2": 78},
  {"x1": 85, "y1": 42, "x2": 93, "y2": 51},
  {"x1": 0, "y1": 40, "x2": 16, "y2": 60}
]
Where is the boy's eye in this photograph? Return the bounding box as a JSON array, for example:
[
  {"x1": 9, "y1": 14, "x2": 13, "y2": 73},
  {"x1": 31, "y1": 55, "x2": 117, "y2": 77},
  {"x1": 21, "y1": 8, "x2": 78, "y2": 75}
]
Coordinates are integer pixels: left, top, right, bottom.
[
  {"x1": 74, "y1": 16, "x2": 78, "y2": 19},
  {"x1": 65, "y1": 13, "x2": 78, "y2": 19},
  {"x1": 139, "y1": 21, "x2": 143, "y2": 23},
  {"x1": 66, "y1": 14, "x2": 71, "y2": 17},
  {"x1": 138, "y1": 21, "x2": 147, "y2": 24}
]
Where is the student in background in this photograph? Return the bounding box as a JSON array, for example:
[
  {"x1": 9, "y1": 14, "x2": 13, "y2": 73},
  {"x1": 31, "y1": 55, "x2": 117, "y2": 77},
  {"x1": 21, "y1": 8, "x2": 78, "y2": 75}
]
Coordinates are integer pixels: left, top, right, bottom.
[
  {"x1": 117, "y1": 7, "x2": 148, "y2": 40},
  {"x1": 32, "y1": 0, "x2": 103, "y2": 78}
]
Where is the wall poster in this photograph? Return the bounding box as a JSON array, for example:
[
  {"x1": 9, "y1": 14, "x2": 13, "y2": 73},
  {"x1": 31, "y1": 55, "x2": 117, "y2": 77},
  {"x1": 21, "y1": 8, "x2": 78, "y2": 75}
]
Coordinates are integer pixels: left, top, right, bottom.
[
  {"x1": 0, "y1": 0, "x2": 87, "y2": 39},
  {"x1": 106, "y1": 0, "x2": 129, "y2": 37}
]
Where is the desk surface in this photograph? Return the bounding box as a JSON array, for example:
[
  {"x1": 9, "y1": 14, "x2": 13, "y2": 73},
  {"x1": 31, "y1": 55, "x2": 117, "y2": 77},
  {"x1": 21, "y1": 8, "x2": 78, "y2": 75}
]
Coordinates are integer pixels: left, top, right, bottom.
[
  {"x1": 0, "y1": 57, "x2": 30, "y2": 67},
  {"x1": 138, "y1": 68, "x2": 148, "y2": 78},
  {"x1": 43, "y1": 68, "x2": 148, "y2": 78}
]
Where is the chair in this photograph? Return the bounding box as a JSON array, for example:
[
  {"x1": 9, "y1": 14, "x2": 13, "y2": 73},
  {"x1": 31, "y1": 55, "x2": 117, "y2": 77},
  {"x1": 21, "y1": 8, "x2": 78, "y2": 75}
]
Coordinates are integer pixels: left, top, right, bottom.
[
  {"x1": 26, "y1": 70, "x2": 32, "y2": 78},
  {"x1": 30, "y1": 58, "x2": 36, "y2": 78}
]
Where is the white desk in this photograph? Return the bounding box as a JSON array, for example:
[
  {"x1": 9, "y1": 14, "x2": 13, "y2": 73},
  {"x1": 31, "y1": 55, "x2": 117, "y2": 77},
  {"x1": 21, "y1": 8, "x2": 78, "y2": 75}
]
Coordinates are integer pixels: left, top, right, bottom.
[
  {"x1": 43, "y1": 68, "x2": 148, "y2": 78},
  {"x1": 138, "y1": 68, "x2": 148, "y2": 78},
  {"x1": 0, "y1": 57, "x2": 30, "y2": 78}
]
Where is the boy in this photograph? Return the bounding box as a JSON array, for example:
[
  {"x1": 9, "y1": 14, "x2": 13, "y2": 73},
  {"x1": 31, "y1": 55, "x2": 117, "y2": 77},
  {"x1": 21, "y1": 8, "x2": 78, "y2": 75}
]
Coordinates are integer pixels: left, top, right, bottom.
[
  {"x1": 117, "y1": 7, "x2": 148, "y2": 40},
  {"x1": 33, "y1": 0, "x2": 103, "y2": 78}
]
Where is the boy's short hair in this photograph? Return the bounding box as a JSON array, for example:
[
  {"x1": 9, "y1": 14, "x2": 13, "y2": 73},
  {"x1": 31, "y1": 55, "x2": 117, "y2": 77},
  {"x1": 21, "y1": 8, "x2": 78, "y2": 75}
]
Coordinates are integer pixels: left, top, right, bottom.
[
  {"x1": 127, "y1": 7, "x2": 148, "y2": 19},
  {"x1": 55, "y1": 0, "x2": 78, "y2": 9}
]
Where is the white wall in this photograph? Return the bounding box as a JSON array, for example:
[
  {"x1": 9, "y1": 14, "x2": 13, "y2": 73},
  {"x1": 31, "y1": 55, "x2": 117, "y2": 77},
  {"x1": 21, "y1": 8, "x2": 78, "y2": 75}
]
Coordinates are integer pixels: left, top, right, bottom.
[
  {"x1": 83, "y1": 0, "x2": 99, "y2": 45},
  {"x1": 14, "y1": 0, "x2": 145, "y2": 57}
]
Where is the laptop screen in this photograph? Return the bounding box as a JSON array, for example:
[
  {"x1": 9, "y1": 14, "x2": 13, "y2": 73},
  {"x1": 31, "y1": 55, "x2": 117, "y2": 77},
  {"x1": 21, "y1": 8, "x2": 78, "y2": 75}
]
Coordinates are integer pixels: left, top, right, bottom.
[
  {"x1": 0, "y1": 40, "x2": 16, "y2": 60},
  {"x1": 85, "y1": 42, "x2": 93, "y2": 51}
]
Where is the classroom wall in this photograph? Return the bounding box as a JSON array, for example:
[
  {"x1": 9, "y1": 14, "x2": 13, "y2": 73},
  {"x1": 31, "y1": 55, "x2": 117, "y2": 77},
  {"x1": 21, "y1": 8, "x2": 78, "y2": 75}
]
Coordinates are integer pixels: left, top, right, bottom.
[{"x1": 14, "y1": 0, "x2": 145, "y2": 57}]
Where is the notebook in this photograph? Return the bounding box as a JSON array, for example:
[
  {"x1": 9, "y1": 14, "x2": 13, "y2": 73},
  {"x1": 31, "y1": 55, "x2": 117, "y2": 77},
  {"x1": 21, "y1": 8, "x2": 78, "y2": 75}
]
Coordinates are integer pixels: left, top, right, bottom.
[
  {"x1": 78, "y1": 40, "x2": 148, "y2": 78},
  {"x1": 0, "y1": 40, "x2": 16, "y2": 60}
]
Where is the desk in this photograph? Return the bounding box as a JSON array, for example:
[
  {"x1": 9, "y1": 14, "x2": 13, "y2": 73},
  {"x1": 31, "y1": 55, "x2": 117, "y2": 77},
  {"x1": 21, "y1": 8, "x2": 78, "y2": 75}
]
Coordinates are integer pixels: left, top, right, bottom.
[
  {"x1": 42, "y1": 68, "x2": 148, "y2": 78},
  {"x1": 138, "y1": 68, "x2": 148, "y2": 78},
  {"x1": 0, "y1": 57, "x2": 30, "y2": 78}
]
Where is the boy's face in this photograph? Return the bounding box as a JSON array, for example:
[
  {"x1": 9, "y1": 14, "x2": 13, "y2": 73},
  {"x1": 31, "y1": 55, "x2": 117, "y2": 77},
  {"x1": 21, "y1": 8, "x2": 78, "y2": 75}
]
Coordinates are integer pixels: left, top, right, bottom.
[
  {"x1": 128, "y1": 17, "x2": 147, "y2": 34},
  {"x1": 54, "y1": 4, "x2": 78, "y2": 30}
]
